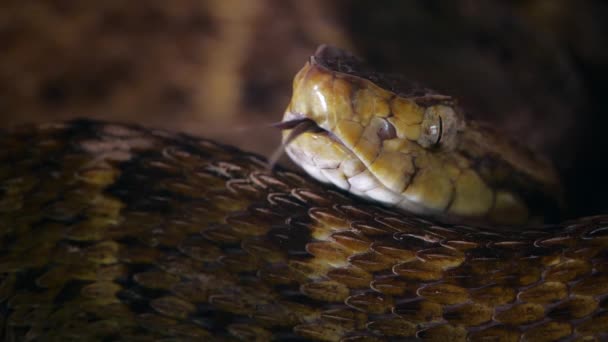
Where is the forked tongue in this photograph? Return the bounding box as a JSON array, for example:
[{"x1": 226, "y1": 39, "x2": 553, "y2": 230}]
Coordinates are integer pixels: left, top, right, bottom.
[{"x1": 268, "y1": 118, "x2": 320, "y2": 170}]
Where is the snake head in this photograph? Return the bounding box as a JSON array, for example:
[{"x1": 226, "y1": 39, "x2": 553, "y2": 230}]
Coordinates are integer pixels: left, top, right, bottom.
[
  {"x1": 284, "y1": 45, "x2": 465, "y2": 150},
  {"x1": 280, "y1": 45, "x2": 562, "y2": 225}
]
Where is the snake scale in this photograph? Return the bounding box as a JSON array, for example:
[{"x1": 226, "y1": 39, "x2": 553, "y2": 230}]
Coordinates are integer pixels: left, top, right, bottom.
[{"x1": 1, "y1": 47, "x2": 608, "y2": 341}]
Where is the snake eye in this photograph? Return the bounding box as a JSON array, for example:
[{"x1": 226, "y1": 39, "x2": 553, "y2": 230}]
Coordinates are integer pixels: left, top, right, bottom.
[
  {"x1": 418, "y1": 105, "x2": 460, "y2": 149},
  {"x1": 418, "y1": 107, "x2": 443, "y2": 148}
]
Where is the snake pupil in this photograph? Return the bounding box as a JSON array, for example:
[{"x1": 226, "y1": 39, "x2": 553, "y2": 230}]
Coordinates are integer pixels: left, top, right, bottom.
[{"x1": 435, "y1": 116, "x2": 443, "y2": 146}]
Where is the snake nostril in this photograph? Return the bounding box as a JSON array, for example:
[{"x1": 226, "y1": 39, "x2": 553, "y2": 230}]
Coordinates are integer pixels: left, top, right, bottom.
[{"x1": 378, "y1": 118, "x2": 397, "y2": 140}]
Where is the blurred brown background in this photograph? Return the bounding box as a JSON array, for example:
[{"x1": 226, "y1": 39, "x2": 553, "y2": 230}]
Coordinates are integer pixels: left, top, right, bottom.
[{"x1": 1, "y1": 0, "x2": 607, "y2": 217}]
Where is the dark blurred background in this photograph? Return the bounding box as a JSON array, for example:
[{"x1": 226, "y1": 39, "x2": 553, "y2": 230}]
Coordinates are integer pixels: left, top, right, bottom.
[{"x1": 1, "y1": 0, "x2": 607, "y2": 218}]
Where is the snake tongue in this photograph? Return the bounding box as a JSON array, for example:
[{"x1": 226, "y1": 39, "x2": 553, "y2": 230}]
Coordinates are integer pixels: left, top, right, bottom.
[
  {"x1": 268, "y1": 118, "x2": 322, "y2": 170},
  {"x1": 271, "y1": 118, "x2": 319, "y2": 130}
]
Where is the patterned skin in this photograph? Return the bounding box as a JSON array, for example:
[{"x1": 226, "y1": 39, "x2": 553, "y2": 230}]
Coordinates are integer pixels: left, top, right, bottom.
[
  {"x1": 282, "y1": 45, "x2": 562, "y2": 226},
  {"x1": 0, "y1": 120, "x2": 607, "y2": 341}
]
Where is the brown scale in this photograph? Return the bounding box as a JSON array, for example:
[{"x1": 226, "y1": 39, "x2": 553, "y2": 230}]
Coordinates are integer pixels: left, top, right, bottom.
[{"x1": 0, "y1": 119, "x2": 607, "y2": 341}]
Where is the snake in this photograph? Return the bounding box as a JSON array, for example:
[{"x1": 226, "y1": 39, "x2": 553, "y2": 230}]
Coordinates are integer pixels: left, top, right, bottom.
[{"x1": 1, "y1": 46, "x2": 607, "y2": 341}]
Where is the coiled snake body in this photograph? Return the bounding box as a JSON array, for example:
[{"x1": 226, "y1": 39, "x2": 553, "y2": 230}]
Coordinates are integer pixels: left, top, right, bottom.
[{"x1": 1, "y1": 47, "x2": 607, "y2": 341}]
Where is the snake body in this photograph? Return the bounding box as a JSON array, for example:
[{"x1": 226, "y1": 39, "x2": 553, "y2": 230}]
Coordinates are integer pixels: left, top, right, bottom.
[
  {"x1": 1, "y1": 47, "x2": 608, "y2": 341},
  {"x1": 1, "y1": 120, "x2": 607, "y2": 341}
]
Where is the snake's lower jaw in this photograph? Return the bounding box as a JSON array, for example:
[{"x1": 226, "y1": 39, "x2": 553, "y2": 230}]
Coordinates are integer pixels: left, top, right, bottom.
[
  {"x1": 284, "y1": 130, "x2": 351, "y2": 187},
  {"x1": 284, "y1": 129, "x2": 542, "y2": 226},
  {"x1": 283, "y1": 130, "x2": 448, "y2": 220}
]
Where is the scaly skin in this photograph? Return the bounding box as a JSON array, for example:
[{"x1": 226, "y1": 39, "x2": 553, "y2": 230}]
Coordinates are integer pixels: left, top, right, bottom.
[
  {"x1": 0, "y1": 120, "x2": 607, "y2": 341},
  {"x1": 282, "y1": 45, "x2": 562, "y2": 225}
]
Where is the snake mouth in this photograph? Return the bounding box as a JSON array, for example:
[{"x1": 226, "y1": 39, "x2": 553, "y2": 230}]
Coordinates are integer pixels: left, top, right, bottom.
[
  {"x1": 269, "y1": 117, "x2": 331, "y2": 170},
  {"x1": 273, "y1": 117, "x2": 319, "y2": 132},
  {"x1": 273, "y1": 117, "x2": 338, "y2": 145}
]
